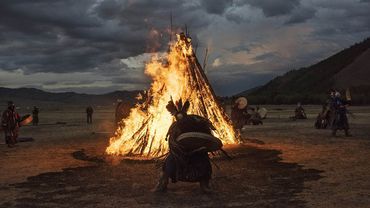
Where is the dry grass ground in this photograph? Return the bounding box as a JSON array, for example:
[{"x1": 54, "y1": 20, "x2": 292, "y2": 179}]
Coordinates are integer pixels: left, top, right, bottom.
[{"x1": 0, "y1": 105, "x2": 369, "y2": 207}]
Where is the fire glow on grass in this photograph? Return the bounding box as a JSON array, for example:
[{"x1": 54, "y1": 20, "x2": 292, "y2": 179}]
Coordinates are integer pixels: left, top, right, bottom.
[{"x1": 106, "y1": 33, "x2": 240, "y2": 157}]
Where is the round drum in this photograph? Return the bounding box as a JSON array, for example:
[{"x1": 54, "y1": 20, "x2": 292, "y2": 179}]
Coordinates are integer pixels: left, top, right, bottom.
[
  {"x1": 235, "y1": 97, "x2": 248, "y2": 109},
  {"x1": 176, "y1": 132, "x2": 223, "y2": 152},
  {"x1": 20, "y1": 114, "x2": 33, "y2": 126}
]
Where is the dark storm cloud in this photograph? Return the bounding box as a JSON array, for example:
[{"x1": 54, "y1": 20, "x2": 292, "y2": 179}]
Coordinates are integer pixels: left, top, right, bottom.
[
  {"x1": 43, "y1": 81, "x2": 58, "y2": 86},
  {"x1": 111, "y1": 76, "x2": 149, "y2": 85},
  {"x1": 224, "y1": 0, "x2": 305, "y2": 24},
  {"x1": 201, "y1": 0, "x2": 233, "y2": 15},
  {"x1": 0, "y1": 0, "x2": 99, "y2": 33},
  {"x1": 224, "y1": 12, "x2": 245, "y2": 24},
  {"x1": 94, "y1": 0, "x2": 121, "y2": 20},
  {"x1": 253, "y1": 52, "x2": 279, "y2": 61},
  {"x1": 285, "y1": 7, "x2": 316, "y2": 25},
  {"x1": 311, "y1": 1, "x2": 370, "y2": 38},
  {"x1": 0, "y1": 0, "x2": 128, "y2": 73},
  {"x1": 229, "y1": 45, "x2": 251, "y2": 53},
  {"x1": 45, "y1": 85, "x2": 126, "y2": 94},
  {"x1": 1, "y1": 0, "x2": 370, "y2": 95},
  {"x1": 0, "y1": 0, "x2": 212, "y2": 75},
  {"x1": 243, "y1": 0, "x2": 300, "y2": 17}
]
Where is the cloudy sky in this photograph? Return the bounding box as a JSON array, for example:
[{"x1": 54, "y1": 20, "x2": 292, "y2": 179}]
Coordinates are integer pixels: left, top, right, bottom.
[{"x1": 1, "y1": 0, "x2": 370, "y2": 95}]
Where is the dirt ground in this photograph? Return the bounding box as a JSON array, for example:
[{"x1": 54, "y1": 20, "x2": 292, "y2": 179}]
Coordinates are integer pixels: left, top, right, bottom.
[{"x1": 0, "y1": 105, "x2": 369, "y2": 208}]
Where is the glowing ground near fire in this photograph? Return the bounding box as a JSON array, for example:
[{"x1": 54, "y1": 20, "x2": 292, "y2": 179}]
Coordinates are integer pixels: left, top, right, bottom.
[{"x1": 106, "y1": 34, "x2": 240, "y2": 157}]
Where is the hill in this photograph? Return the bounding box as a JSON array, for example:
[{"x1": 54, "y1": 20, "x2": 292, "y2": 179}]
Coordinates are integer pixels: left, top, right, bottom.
[
  {"x1": 239, "y1": 37, "x2": 370, "y2": 104},
  {"x1": 0, "y1": 87, "x2": 140, "y2": 108}
]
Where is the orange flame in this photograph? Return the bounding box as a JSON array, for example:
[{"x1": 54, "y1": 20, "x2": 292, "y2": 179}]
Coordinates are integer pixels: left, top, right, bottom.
[{"x1": 106, "y1": 33, "x2": 240, "y2": 157}]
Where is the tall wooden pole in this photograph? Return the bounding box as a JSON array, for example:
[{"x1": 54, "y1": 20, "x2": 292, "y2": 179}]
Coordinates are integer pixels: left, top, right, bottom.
[{"x1": 203, "y1": 48, "x2": 209, "y2": 73}]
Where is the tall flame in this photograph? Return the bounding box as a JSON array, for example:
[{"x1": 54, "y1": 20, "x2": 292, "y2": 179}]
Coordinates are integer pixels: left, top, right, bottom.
[{"x1": 106, "y1": 33, "x2": 240, "y2": 157}]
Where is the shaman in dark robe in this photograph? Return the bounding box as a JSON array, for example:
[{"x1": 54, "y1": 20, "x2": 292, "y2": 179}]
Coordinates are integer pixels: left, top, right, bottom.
[
  {"x1": 1, "y1": 101, "x2": 20, "y2": 148},
  {"x1": 154, "y1": 99, "x2": 214, "y2": 193},
  {"x1": 32, "y1": 106, "x2": 39, "y2": 126},
  {"x1": 331, "y1": 92, "x2": 351, "y2": 137}
]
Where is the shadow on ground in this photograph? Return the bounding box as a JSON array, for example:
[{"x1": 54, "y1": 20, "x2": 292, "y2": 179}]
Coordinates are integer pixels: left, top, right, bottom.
[{"x1": 1, "y1": 145, "x2": 322, "y2": 208}]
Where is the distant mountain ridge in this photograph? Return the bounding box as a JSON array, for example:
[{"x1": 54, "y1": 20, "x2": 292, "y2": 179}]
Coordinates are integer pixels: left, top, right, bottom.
[
  {"x1": 239, "y1": 37, "x2": 370, "y2": 104},
  {"x1": 0, "y1": 87, "x2": 140, "y2": 107}
]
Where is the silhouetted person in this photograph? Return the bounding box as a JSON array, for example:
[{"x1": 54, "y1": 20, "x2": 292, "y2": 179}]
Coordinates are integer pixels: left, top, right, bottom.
[
  {"x1": 315, "y1": 104, "x2": 329, "y2": 129},
  {"x1": 154, "y1": 99, "x2": 214, "y2": 193},
  {"x1": 32, "y1": 106, "x2": 39, "y2": 126},
  {"x1": 86, "y1": 106, "x2": 94, "y2": 124},
  {"x1": 331, "y1": 92, "x2": 351, "y2": 137},
  {"x1": 1, "y1": 101, "x2": 20, "y2": 147},
  {"x1": 231, "y1": 97, "x2": 249, "y2": 129},
  {"x1": 294, "y1": 102, "x2": 307, "y2": 119}
]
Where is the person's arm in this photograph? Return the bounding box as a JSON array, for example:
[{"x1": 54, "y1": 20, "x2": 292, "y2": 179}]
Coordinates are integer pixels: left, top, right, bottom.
[{"x1": 1, "y1": 111, "x2": 7, "y2": 127}]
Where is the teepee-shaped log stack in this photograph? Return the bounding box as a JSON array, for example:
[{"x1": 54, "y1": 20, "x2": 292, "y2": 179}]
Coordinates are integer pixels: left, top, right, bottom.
[{"x1": 106, "y1": 33, "x2": 240, "y2": 157}]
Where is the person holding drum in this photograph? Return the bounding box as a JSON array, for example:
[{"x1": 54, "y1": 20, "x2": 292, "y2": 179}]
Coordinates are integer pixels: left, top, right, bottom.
[{"x1": 153, "y1": 99, "x2": 222, "y2": 193}]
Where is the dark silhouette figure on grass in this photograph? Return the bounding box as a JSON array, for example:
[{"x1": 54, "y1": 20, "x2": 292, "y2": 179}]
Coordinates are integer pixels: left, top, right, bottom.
[
  {"x1": 86, "y1": 106, "x2": 94, "y2": 124},
  {"x1": 32, "y1": 106, "x2": 39, "y2": 126},
  {"x1": 1, "y1": 101, "x2": 20, "y2": 148}
]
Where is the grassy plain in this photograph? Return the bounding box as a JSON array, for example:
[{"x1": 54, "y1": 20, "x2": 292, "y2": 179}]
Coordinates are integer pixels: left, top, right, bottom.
[{"x1": 0, "y1": 105, "x2": 369, "y2": 207}]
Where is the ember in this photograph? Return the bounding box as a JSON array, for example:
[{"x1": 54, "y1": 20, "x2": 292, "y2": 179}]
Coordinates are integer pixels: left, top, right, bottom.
[{"x1": 106, "y1": 33, "x2": 240, "y2": 157}]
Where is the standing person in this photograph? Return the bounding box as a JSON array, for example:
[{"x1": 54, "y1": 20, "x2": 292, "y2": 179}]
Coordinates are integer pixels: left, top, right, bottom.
[
  {"x1": 315, "y1": 89, "x2": 337, "y2": 129},
  {"x1": 331, "y1": 92, "x2": 351, "y2": 137},
  {"x1": 86, "y1": 106, "x2": 93, "y2": 124},
  {"x1": 32, "y1": 106, "x2": 39, "y2": 126},
  {"x1": 326, "y1": 89, "x2": 336, "y2": 128},
  {"x1": 231, "y1": 97, "x2": 249, "y2": 129},
  {"x1": 1, "y1": 101, "x2": 21, "y2": 148}
]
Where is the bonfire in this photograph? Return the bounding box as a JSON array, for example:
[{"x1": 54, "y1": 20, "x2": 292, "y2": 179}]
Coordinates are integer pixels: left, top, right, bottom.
[{"x1": 106, "y1": 33, "x2": 241, "y2": 157}]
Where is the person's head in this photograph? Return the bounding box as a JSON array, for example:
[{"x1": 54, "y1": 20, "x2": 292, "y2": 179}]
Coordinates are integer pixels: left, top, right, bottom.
[
  {"x1": 329, "y1": 89, "x2": 335, "y2": 97},
  {"x1": 175, "y1": 112, "x2": 184, "y2": 120},
  {"x1": 166, "y1": 98, "x2": 190, "y2": 121},
  {"x1": 7, "y1": 101, "x2": 15, "y2": 110},
  {"x1": 297, "y1": 102, "x2": 301, "y2": 107},
  {"x1": 335, "y1": 91, "x2": 341, "y2": 98}
]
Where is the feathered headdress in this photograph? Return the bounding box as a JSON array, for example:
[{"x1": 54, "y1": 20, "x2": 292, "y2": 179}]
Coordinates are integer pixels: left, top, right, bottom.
[{"x1": 166, "y1": 98, "x2": 190, "y2": 116}]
